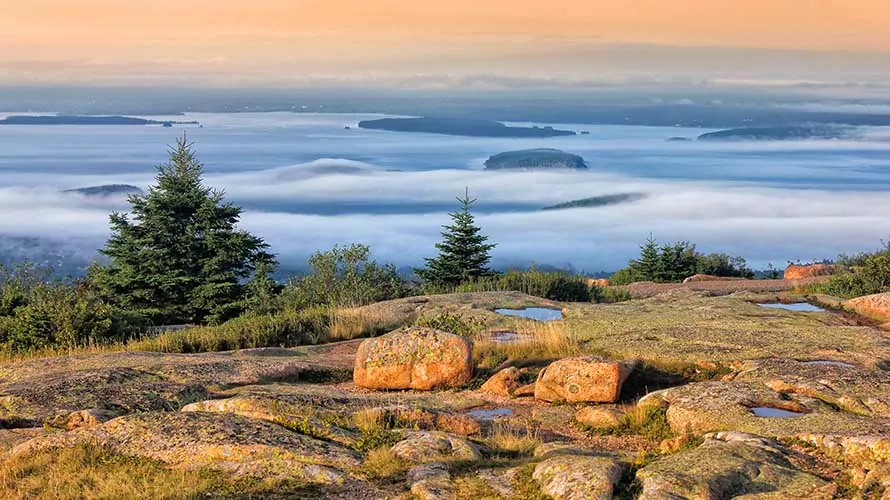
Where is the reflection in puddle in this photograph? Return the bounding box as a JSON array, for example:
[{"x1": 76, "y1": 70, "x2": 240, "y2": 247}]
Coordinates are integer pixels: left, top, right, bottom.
[
  {"x1": 468, "y1": 408, "x2": 513, "y2": 420},
  {"x1": 758, "y1": 303, "x2": 825, "y2": 313},
  {"x1": 751, "y1": 407, "x2": 805, "y2": 418},
  {"x1": 494, "y1": 307, "x2": 564, "y2": 321},
  {"x1": 802, "y1": 360, "x2": 855, "y2": 368}
]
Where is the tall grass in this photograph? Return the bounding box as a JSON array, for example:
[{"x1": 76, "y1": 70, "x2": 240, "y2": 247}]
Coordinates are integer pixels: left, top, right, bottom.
[
  {"x1": 450, "y1": 269, "x2": 594, "y2": 302},
  {"x1": 474, "y1": 321, "x2": 582, "y2": 368},
  {"x1": 0, "y1": 306, "x2": 401, "y2": 363}
]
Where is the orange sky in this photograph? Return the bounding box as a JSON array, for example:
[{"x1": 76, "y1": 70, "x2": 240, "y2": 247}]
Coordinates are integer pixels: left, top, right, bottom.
[{"x1": 2, "y1": 0, "x2": 889, "y2": 84}]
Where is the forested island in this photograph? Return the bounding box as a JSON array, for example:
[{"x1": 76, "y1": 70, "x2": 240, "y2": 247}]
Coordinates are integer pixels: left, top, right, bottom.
[
  {"x1": 484, "y1": 149, "x2": 588, "y2": 170},
  {"x1": 542, "y1": 193, "x2": 646, "y2": 210},
  {"x1": 698, "y1": 125, "x2": 849, "y2": 141},
  {"x1": 357, "y1": 117, "x2": 576, "y2": 137},
  {"x1": 0, "y1": 115, "x2": 199, "y2": 126},
  {"x1": 63, "y1": 184, "x2": 144, "y2": 197}
]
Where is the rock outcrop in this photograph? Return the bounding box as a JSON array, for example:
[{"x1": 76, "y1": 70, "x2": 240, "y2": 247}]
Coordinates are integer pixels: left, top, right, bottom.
[
  {"x1": 784, "y1": 263, "x2": 847, "y2": 280},
  {"x1": 682, "y1": 274, "x2": 746, "y2": 283},
  {"x1": 480, "y1": 367, "x2": 523, "y2": 397},
  {"x1": 11, "y1": 412, "x2": 361, "y2": 483},
  {"x1": 534, "y1": 356, "x2": 636, "y2": 403},
  {"x1": 575, "y1": 407, "x2": 625, "y2": 431},
  {"x1": 845, "y1": 292, "x2": 890, "y2": 323},
  {"x1": 533, "y1": 454, "x2": 625, "y2": 500},
  {"x1": 353, "y1": 327, "x2": 473, "y2": 390},
  {"x1": 636, "y1": 432, "x2": 836, "y2": 499},
  {"x1": 391, "y1": 431, "x2": 483, "y2": 463}
]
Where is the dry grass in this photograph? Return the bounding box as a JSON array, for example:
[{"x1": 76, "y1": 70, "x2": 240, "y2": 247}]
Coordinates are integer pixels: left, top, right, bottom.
[
  {"x1": 0, "y1": 305, "x2": 401, "y2": 364},
  {"x1": 0, "y1": 443, "x2": 301, "y2": 500},
  {"x1": 360, "y1": 447, "x2": 411, "y2": 481},
  {"x1": 484, "y1": 421, "x2": 541, "y2": 458},
  {"x1": 474, "y1": 321, "x2": 582, "y2": 368}
]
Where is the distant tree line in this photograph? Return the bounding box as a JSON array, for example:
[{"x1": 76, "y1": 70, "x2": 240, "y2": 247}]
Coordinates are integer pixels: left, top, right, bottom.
[{"x1": 609, "y1": 235, "x2": 754, "y2": 285}]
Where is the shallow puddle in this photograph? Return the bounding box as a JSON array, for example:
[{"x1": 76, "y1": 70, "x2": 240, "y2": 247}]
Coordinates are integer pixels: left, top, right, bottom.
[
  {"x1": 751, "y1": 407, "x2": 805, "y2": 418},
  {"x1": 468, "y1": 408, "x2": 513, "y2": 420},
  {"x1": 758, "y1": 303, "x2": 825, "y2": 313},
  {"x1": 801, "y1": 360, "x2": 855, "y2": 368},
  {"x1": 494, "y1": 307, "x2": 564, "y2": 321}
]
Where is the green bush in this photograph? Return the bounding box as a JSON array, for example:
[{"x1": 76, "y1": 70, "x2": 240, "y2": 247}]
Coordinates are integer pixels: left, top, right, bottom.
[
  {"x1": 285, "y1": 244, "x2": 407, "y2": 308},
  {"x1": 452, "y1": 268, "x2": 593, "y2": 302},
  {"x1": 0, "y1": 264, "x2": 134, "y2": 353},
  {"x1": 415, "y1": 311, "x2": 484, "y2": 337}
]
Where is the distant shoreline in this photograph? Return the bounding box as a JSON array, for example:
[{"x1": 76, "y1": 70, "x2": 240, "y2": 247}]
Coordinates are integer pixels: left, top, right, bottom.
[{"x1": 0, "y1": 115, "x2": 199, "y2": 126}]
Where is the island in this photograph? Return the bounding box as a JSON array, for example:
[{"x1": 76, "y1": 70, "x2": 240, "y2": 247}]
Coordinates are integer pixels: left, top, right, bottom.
[
  {"x1": 484, "y1": 149, "x2": 588, "y2": 170},
  {"x1": 63, "y1": 184, "x2": 144, "y2": 197},
  {"x1": 357, "y1": 117, "x2": 576, "y2": 138},
  {"x1": 0, "y1": 115, "x2": 199, "y2": 126},
  {"x1": 542, "y1": 193, "x2": 646, "y2": 210},
  {"x1": 697, "y1": 125, "x2": 848, "y2": 141}
]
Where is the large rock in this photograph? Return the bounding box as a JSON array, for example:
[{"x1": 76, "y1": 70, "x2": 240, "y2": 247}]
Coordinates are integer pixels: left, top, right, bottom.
[
  {"x1": 575, "y1": 407, "x2": 625, "y2": 431},
  {"x1": 407, "y1": 462, "x2": 456, "y2": 500},
  {"x1": 480, "y1": 367, "x2": 522, "y2": 397},
  {"x1": 391, "y1": 431, "x2": 483, "y2": 463},
  {"x1": 11, "y1": 412, "x2": 361, "y2": 483},
  {"x1": 784, "y1": 263, "x2": 846, "y2": 280},
  {"x1": 636, "y1": 432, "x2": 836, "y2": 499},
  {"x1": 353, "y1": 327, "x2": 473, "y2": 390},
  {"x1": 532, "y1": 455, "x2": 625, "y2": 500},
  {"x1": 534, "y1": 356, "x2": 636, "y2": 403},
  {"x1": 845, "y1": 292, "x2": 890, "y2": 323}
]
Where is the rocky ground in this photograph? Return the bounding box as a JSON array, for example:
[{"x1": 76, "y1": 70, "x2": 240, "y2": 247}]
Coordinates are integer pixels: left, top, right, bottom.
[{"x1": 2, "y1": 289, "x2": 890, "y2": 498}]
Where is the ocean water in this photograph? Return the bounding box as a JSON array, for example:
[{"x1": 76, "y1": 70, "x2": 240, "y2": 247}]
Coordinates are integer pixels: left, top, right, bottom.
[{"x1": 2, "y1": 112, "x2": 890, "y2": 271}]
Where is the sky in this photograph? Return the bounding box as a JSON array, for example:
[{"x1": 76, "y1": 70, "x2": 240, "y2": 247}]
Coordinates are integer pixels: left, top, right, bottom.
[{"x1": 3, "y1": 1, "x2": 890, "y2": 86}]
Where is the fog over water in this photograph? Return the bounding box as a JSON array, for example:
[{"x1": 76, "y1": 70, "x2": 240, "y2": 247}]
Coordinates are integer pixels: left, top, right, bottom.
[{"x1": 2, "y1": 112, "x2": 890, "y2": 272}]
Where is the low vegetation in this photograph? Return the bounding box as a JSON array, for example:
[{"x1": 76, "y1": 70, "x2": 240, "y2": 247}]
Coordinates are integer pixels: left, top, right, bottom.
[
  {"x1": 801, "y1": 239, "x2": 890, "y2": 299},
  {"x1": 610, "y1": 235, "x2": 754, "y2": 285},
  {"x1": 0, "y1": 443, "x2": 306, "y2": 500}
]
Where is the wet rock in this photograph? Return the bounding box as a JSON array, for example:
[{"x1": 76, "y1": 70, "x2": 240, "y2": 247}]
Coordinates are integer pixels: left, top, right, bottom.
[
  {"x1": 391, "y1": 431, "x2": 483, "y2": 463},
  {"x1": 353, "y1": 327, "x2": 473, "y2": 390},
  {"x1": 12, "y1": 412, "x2": 360, "y2": 483},
  {"x1": 534, "y1": 356, "x2": 637, "y2": 403},
  {"x1": 636, "y1": 431, "x2": 836, "y2": 499},
  {"x1": 735, "y1": 358, "x2": 890, "y2": 417},
  {"x1": 532, "y1": 454, "x2": 625, "y2": 500},
  {"x1": 575, "y1": 407, "x2": 625, "y2": 431},
  {"x1": 659, "y1": 380, "x2": 890, "y2": 438},
  {"x1": 480, "y1": 367, "x2": 522, "y2": 397},
  {"x1": 407, "y1": 462, "x2": 456, "y2": 500}
]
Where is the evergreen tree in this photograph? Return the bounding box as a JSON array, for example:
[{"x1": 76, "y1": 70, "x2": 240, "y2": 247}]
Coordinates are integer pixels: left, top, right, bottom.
[
  {"x1": 630, "y1": 234, "x2": 660, "y2": 281},
  {"x1": 93, "y1": 136, "x2": 275, "y2": 325},
  {"x1": 416, "y1": 189, "x2": 496, "y2": 288}
]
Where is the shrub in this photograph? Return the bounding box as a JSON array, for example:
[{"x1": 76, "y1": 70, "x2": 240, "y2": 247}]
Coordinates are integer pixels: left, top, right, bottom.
[
  {"x1": 611, "y1": 236, "x2": 753, "y2": 284},
  {"x1": 452, "y1": 268, "x2": 593, "y2": 302},
  {"x1": 286, "y1": 244, "x2": 406, "y2": 308},
  {"x1": 415, "y1": 311, "x2": 484, "y2": 337}
]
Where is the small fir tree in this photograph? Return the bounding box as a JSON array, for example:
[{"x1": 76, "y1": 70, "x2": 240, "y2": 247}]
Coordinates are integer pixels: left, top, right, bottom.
[
  {"x1": 93, "y1": 136, "x2": 275, "y2": 325},
  {"x1": 416, "y1": 189, "x2": 496, "y2": 288}
]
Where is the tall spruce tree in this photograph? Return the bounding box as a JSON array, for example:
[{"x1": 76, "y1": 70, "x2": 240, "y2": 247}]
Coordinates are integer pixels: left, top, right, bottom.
[
  {"x1": 416, "y1": 189, "x2": 496, "y2": 288},
  {"x1": 94, "y1": 136, "x2": 275, "y2": 325}
]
